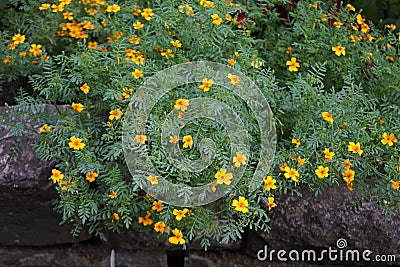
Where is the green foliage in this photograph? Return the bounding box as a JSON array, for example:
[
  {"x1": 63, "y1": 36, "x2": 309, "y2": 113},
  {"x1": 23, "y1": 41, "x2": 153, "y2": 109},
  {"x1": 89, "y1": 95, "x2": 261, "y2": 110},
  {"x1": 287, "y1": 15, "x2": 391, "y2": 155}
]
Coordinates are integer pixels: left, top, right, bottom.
[{"x1": 2, "y1": 0, "x2": 400, "y2": 249}]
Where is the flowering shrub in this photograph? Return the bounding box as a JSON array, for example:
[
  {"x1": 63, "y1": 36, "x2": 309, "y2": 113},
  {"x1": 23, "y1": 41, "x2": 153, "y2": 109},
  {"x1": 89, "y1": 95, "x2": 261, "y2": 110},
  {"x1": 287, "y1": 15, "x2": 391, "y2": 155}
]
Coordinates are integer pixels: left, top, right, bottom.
[{"x1": 2, "y1": 0, "x2": 399, "y2": 248}]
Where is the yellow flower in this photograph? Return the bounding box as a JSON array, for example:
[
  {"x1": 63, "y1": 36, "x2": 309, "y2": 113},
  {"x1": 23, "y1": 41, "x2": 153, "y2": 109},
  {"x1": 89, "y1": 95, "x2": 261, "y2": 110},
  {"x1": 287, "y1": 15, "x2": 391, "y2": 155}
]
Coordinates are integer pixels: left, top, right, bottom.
[
  {"x1": 323, "y1": 148, "x2": 335, "y2": 162},
  {"x1": 51, "y1": 169, "x2": 64, "y2": 184},
  {"x1": 332, "y1": 46, "x2": 345, "y2": 57},
  {"x1": 132, "y1": 69, "x2": 143, "y2": 79},
  {"x1": 168, "y1": 228, "x2": 185, "y2": 244},
  {"x1": 39, "y1": 124, "x2": 51, "y2": 133},
  {"x1": 39, "y1": 3, "x2": 51, "y2": 10},
  {"x1": 386, "y1": 24, "x2": 396, "y2": 30},
  {"x1": 63, "y1": 11, "x2": 73, "y2": 20},
  {"x1": 348, "y1": 142, "x2": 363, "y2": 156},
  {"x1": 29, "y1": 44, "x2": 42, "y2": 57},
  {"x1": 68, "y1": 136, "x2": 85, "y2": 150},
  {"x1": 147, "y1": 175, "x2": 159, "y2": 185},
  {"x1": 106, "y1": 4, "x2": 120, "y2": 12},
  {"x1": 173, "y1": 208, "x2": 188, "y2": 221},
  {"x1": 346, "y1": 4, "x2": 355, "y2": 11},
  {"x1": 86, "y1": 171, "x2": 98, "y2": 182},
  {"x1": 174, "y1": 99, "x2": 189, "y2": 111},
  {"x1": 284, "y1": 167, "x2": 299, "y2": 182},
  {"x1": 141, "y1": 8, "x2": 154, "y2": 21},
  {"x1": 88, "y1": 41, "x2": 98, "y2": 49},
  {"x1": 170, "y1": 40, "x2": 182, "y2": 48},
  {"x1": 108, "y1": 190, "x2": 117, "y2": 199},
  {"x1": 161, "y1": 49, "x2": 174, "y2": 59},
  {"x1": 135, "y1": 135, "x2": 147, "y2": 144},
  {"x1": 182, "y1": 135, "x2": 193, "y2": 148},
  {"x1": 233, "y1": 151, "x2": 247, "y2": 167},
  {"x1": 315, "y1": 166, "x2": 329, "y2": 179},
  {"x1": 112, "y1": 213, "x2": 119, "y2": 222},
  {"x1": 381, "y1": 132, "x2": 398, "y2": 147},
  {"x1": 356, "y1": 14, "x2": 365, "y2": 25},
  {"x1": 232, "y1": 196, "x2": 249, "y2": 213},
  {"x1": 215, "y1": 168, "x2": 233, "y2": 185},
  {"x1": 286, "y1": 57, "x2": 300, "y2": 72},
  {"x1": 227, "y1": 73, "x2": 239, "y2": 85},
  {"x1": 343, "y1": 169, "x2": 355, "y2": 184},
  {"x1": 12, "y1": 33, "x2": 25, "y2": 45},
  {"x1": 360, "y1": 23, "x2": 370, "y2": 33},
  {"x1": 133, "y1": 21, "x2": 144, "y2": 30},
  {"x1": 390, "y1": 180, "x2": 400, "y2": 191},
  {"x1": 292, "y1": 138, "x2": 300, "y2": 148},
  {"x1": 312, "y1": 3, "x2": 318, "y2": 9},
  {"x1": 321, "y1": 13, "x2": 327, "y2": 22},
  {"x1": 263, "y1": 176, "x2": 277, "y2": 191},
  {"x1": 154, "y1": 221, "x2": 166, "y2": 233},
  {"x1": 280, "y1": 162, "x2": 288, "y2": 172},
  {"x1": 333, "y1": 21, "x2": 343, "y2": 28},
  {"x1": 152, "y1": 200, "x2": 163, "y2": 212},
  {"x1": 227, "y1": 58, "x2": 236, "y2": 66},
  {"x1": 344, "y1": 159, "x2": 352, "y2": 169},
  {"x1": 138, "y1": 211, "x2": 153, "y2": 226},
  {"x1": 71, "y1": 102, "x2": 84, "y2": 112},
  {"x1": 169, "y1": 135, "x2": 179, "y2": 144},
  {"x1": 322, "y1": 112, "x2": 333, "y2": 124},
  {"x1": 211, "y1": 14, "x2": 223, "y2": 25},
  {"x1": 109, "y1": 108, "x2": 123, "y2": 120},
  {"x1": 267, "y1": 197, "x2": 277, "y2": 211},
  {"x1": 297, "y1": 157, "x2": 306, "y2": 166},
  {"x1": 51, "y1": 4, "x2": 64, "y2": 12},
  {"x1": 198, "y1": 78, "x2": 213, "y2": 92},
  {"x1": 80, "y1": 83, "x2": 90, "y2": 94}
]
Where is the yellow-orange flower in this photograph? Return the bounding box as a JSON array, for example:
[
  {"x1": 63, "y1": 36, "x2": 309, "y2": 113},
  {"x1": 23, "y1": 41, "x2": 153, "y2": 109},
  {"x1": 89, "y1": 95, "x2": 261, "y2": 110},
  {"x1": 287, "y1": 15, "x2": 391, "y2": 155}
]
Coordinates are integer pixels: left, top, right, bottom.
[
  {"x1": 12, "y1": 33, "x2": 25, "y2": 45},
  {"x1": 322, "y1": 112, "x2": 333, "y2": 124},
  {"x1": 133, "y1": 21, "x2": 144, "y2": 30},
  {"x1": 198, "y1": 78, "x2": 213, "y2": 92},
  {"x1": 323, "y1": 148, "x2": 335, "y2": 162},
  {"x1": 215, "y1": 168, "x2": 233, "y2": 185},
  {"x1": 227, "y1": 73, "x2": 239, "y2": 85},
  {"x1": 29, "y1": 44, "x2": 42, "y2": 57},
  {"x1": 233, "y1": 151, "x2": 246, "y2": 167},
  {"x1": 169, "y1": 135, "x2": 179, "y2": 144},
  {"x1": 286, "y1": 57, "x2": 300, "y2": 72},
  {"x1": 170, "y1": 40, "x2": 182, "y2": 48},
  {"x1": 232, "y1": 196, "x2": 249, "y2": 213},
  {"x1": 80, "y1": 83, "x2": 90, "y2": 94},
  {"x1": 315, "y1": 166, "x2": 329, "y2": 179},
  {"x1": 141, "y1": 8, "x2": 154, "y2": 21},
  {"x1": 211, "y1": 14, "x2": 223, "y2": 25},
  {"x1": 112, "y1": 213, "x2": 119, "y2": 222},
  {"x1": 71, "y1": 102, "x2": 84, "y2": 112},
  {"x1": 168, "y1": 228, "x2": 185, "y2": 244},
  {"x1": 152, "y1": 200, "x2": 163, "y2": 212},
  {"x1": 174, "y1": 99, "x2": 189, "y2": 111},
  {"x1": 51, "y1": 169, "x2": 64, "y2": 184},
  {"x1": 292, "y1": 138, "x2": 300, "y2": 148},
  {"x1": 106, "y1": 4, "x2": 120, "y2": 12},
  {"x1": 108, "y1": 190, "x2": 117, "y2": 199},
  {"x1": 381, "y1": 132, "x2": 398, "y2": 147},
  {"x1": 346, "y1": 4, "x2": 355, "y2": 11},
  {"x1": 86, "y1": 171, "x2": 98, "y2": 182},
  {"x1": 182, "y1": 135, "x2": 193, "y2": 148},
  {"x1": 344, "y1": 159, "x2": 352, "y2": 169},
  {"x1": 135, "y1": 135, "x2": 147, "y2": 144},
  {"x1": 147, "y1": 175, "x2": 159, "y2": 185},
  {"x1": 263, "y1": 176, "x2": 277, "y2": 191},
  {"x1": 284, "y1": 167, "x2": 299, "y2": 182},
  {"x1": 348, "y1": 142, "x2": 363, "y2": 156},
  {"x1": 109, "y1": 108, "x2": 123, "y2": 120},
  {"x1": 39, "y1": 3, "x2": 51, "y2": 10},
  {"x1": 138, "y1": 211, "x2": 153, "y2": 226},
  {"x1": 267, "y1": 197, "x2": 277, "y2": 211},
  {"x1": 88, "y1": 41, "x2": 98, "y2": 49},
  {"x1": 332, "y1": 46, "x2": 345, "y2": 57},
  {"x1": 39, "y1": 124, "x2": 51, "y2": 133},
  {"x1": 154, "y1": 221, "x2": 166, "y2": 233},
  {"x1": 390, "y1": 180, "x2": 400, "y2": 190},
  {"x1": 173, "y1": 208, "x2": 188, "y2": 221},
  {"x1": 343, "y1": 169, "x2": 355, "y2": 184},
  {"x1": 132, "y1": 69, "x2": 143, "y2": 79},
  {"x1": 68, "y1": 136, "x2": 85, "y2": 150}
]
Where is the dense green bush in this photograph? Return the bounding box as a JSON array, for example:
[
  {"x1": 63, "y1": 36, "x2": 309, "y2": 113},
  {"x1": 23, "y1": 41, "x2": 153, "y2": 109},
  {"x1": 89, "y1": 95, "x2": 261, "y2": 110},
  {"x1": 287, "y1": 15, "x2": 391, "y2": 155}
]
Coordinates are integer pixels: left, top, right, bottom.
[{"x1": 2, "y1": 0, "x2": 399, "y2": 248}]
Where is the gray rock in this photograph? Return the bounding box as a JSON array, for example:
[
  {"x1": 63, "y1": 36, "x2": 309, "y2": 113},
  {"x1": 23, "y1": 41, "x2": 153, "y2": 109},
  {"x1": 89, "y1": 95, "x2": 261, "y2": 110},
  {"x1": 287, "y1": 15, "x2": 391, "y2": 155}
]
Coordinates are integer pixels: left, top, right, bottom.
[
  {"x1": 0, "y1": 106, "x2": 91, "y2": 246},
  {"x1": 245, "y1": 187, "x2": 400, "y2": 265}
]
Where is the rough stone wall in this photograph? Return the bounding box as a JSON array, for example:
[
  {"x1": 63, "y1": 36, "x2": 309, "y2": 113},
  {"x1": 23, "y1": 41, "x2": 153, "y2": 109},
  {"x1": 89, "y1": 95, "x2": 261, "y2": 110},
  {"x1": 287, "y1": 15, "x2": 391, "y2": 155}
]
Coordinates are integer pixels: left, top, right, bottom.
[{"x1": 0, "y1": 106, "x2": 399, "y2": 266}]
